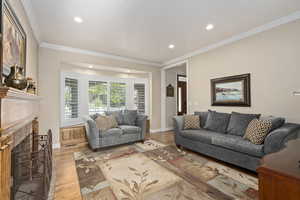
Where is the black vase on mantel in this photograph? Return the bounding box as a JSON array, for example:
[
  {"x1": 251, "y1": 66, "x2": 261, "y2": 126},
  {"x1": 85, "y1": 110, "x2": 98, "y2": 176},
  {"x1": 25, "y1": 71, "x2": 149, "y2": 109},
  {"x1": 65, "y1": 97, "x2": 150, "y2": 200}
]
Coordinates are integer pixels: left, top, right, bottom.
[{"x1": 4, "y1": 65, "x2": 28, "y2": 90}]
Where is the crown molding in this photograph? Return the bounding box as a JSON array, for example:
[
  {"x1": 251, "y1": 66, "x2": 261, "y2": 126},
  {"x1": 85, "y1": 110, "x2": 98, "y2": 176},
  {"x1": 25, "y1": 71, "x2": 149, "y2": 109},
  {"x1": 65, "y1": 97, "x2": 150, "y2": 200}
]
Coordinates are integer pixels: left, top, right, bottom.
[
  {"x1": 20, "y1": 0, "x2": 41, "y2": 43},
  {"x1": 40, "y1": 42, "x2": 162, "y2": 67},
  {"x1": 163, "y1": 11, "x2": 300, "y2": 66}
]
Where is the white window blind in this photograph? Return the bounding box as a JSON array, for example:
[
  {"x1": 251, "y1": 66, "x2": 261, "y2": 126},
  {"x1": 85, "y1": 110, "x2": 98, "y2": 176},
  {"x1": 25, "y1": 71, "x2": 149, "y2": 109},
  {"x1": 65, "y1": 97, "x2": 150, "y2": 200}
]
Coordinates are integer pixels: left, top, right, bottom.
[
  {"x1": 88, "y1": 81, "x2": 108, "y2": 114},
  {"x1": 64, "y1": 78, "x2": 79, "y2": 119},
  {"x1": 110, "y1": 82, "x2": 126, "y2": 109},
  {"x1": 134, "y1": 83, "x2": 145, "y2": 114}
]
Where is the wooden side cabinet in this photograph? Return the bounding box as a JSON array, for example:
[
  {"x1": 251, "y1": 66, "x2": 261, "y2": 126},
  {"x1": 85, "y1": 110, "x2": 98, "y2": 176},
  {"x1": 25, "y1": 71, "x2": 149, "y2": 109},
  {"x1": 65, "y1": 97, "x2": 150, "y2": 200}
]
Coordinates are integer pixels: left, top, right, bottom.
[{"x1": 257, "y1": 139, "x2": 300, "y2": 200}]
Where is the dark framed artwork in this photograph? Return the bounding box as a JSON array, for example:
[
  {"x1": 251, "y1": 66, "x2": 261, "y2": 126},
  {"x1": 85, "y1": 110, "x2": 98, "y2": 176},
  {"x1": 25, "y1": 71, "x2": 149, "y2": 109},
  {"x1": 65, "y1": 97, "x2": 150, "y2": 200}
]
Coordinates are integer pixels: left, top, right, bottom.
[
  {"x1": 1, "y1": 0, "x2": 27, "y2": 83},
  {"x1": 211, "y1": 73, "x2": 251, "y2": 107}
]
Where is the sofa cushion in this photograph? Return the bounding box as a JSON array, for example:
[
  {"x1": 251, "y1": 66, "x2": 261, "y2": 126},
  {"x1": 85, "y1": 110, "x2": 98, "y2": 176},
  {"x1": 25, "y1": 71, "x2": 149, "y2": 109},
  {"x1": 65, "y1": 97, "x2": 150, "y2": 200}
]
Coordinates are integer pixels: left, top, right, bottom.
[
  {"x1": 260, "y1": 116, "x2": 285, "y2": 132},
  {"x1": 119, "y1": 125, "x2": 141, "y2": 135},
  {"x1": 90, "y1": 113, "x2": 101, "y2": 120},
  {"x1": 122, "y1": 110, "x2": 138, "y2": 126},
  {"x1": 95, "y1": 115, "x2": 118, "y2": 131},
  {"x1": 227, "y1": 112, "x2": 261, "y2": 136},
  {"x1": 212, "y1": 134, "x2": 264, "y2": 157},
  {"x1": 181, "y1": 129, "x2": 224, "y2": 144},
  {"x1": 105, "y1": 110, "x2": 123, "y2": 125},
  {"x1": 194, "y1": 111, "x2": 209, "y2": 128},
  {"x1": 100, "y1": 128, "x2": 122, "y2": 138},
  {"x1": 244, "y1": 119, "x2": 273, "y2": 145},
  {"x1": 204, "y1": 110, "x2": 231, "y2": 133},
  {"x1": 184, "y1": 115, "x2": 200, "y2": 130}
]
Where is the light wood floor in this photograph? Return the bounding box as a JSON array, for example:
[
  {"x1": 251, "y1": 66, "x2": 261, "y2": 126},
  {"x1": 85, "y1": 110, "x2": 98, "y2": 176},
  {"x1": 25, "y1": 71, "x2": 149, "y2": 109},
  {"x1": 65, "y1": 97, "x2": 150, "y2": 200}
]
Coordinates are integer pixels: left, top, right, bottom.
[{"x1": 52, "y1": 131, "x2": 256, "y2": 200}]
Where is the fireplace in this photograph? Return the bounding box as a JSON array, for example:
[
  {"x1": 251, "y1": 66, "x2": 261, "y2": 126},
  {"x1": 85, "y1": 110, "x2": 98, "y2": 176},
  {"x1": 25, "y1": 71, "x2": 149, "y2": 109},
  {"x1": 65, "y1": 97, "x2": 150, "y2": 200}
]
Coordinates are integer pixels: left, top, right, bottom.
[
  {"x1": 11, "y1": 128, "x2": 52, "y2": 200},
  {"x1": 0, "y1": 87, "x2": 51, "y2": 200}
]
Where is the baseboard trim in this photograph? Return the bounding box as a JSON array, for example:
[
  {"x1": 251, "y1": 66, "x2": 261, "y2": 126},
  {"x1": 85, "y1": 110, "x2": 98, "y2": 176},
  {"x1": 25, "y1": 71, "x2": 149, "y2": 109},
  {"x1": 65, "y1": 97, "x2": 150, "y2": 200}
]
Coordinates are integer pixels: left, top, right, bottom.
[
  {"x1": 150, "y1": 129, "x2": 162, "y2": 133},
  {"x1": 161, "y1": 127, "x2": 174, "y2": 132},
  {"x1": 150, "y1": 127, "x2": 174, "y2": 133}
]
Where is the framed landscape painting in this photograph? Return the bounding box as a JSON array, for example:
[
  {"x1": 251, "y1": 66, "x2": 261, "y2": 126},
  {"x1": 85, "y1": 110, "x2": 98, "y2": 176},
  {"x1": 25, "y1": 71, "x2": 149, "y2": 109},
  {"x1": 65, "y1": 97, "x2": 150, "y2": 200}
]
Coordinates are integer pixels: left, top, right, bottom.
[
  {"x1": 211, "y1": 74, "x2": 251, "y2": 107},
  {"x1": 1, "y1": 0, "x2": 27, "y2": 80}
]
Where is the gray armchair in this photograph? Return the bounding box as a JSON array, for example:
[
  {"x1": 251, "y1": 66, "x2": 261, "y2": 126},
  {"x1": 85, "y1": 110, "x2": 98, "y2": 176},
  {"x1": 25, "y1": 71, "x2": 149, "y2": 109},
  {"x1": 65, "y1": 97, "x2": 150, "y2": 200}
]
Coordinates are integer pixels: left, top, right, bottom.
[{"x1": 83, "y1": 113, "x2": 147, "y2": 150}]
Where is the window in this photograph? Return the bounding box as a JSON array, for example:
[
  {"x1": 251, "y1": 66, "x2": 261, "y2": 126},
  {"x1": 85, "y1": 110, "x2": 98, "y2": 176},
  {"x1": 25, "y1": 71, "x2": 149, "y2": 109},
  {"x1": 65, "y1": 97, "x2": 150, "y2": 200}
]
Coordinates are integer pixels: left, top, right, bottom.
[
  {"x1": 134, "y1": 83, "x2": 145, "y2": 114},
  {"x1": 61, "y1": 72, "x2": 149, "y2": 127},
  {"x1": 110, "y1": 82, "x2": 126, "y2": 109},
  {"x1": 64, "y1": 78, "x2": 79, "y2": 119},
  {"x1": 88, "y1": 81, "x2": 108, "y2": 114}
]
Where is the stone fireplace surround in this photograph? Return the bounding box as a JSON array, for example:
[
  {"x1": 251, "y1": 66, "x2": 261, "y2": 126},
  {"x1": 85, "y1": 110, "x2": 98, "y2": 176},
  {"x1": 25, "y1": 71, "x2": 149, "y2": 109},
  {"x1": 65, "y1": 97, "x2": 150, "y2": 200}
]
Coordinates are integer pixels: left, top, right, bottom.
[{"x1": 0, "y1": 87, "x2": 53, "y2": 200}]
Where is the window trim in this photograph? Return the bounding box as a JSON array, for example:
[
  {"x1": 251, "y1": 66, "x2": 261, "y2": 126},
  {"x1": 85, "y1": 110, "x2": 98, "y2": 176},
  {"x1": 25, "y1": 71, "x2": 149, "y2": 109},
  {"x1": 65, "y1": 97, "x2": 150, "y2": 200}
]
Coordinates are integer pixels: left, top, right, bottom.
[{"x1": 61, "y1": 72, "x2": 83, "y2": 127}]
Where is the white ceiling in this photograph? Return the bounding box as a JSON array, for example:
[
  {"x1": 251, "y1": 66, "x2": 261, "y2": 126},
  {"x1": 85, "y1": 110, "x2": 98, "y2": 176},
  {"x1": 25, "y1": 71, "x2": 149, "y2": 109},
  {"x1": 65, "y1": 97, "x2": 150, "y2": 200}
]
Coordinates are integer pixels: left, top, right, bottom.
[{"x1": 30, "y1": 0, "x2": 300, "y2": 65}]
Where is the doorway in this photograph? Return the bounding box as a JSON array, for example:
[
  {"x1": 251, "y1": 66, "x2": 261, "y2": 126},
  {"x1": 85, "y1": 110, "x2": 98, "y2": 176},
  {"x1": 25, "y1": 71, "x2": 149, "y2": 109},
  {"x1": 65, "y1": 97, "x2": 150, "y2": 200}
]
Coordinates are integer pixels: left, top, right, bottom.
[
  {"x1": 162, "y1": 62, "x2": 188, "y2": 130},
  {"x1": 177, "y1": 75, "x2": 187, "y2": 116}
]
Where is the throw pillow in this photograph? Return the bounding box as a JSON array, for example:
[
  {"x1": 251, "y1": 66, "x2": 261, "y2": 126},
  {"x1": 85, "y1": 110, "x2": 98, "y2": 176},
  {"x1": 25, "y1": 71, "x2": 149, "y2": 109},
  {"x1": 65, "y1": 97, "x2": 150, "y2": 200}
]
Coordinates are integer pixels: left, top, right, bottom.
[
  {"x1": 95, "y1": 115, "x2": 118, "y2": 131},
  {"x1": 260, "y1": 116, "x2": 285, "y2": 132},
  {"x1": 244, "y1": 119, "x2": 272, "y2": 145},
  {"x1": 204, "y1": 110, "x2": 231, "y2": 133},
  {"x1": 184, "y1": 115, "x2": 200, "y2": 130},
  {"x1": 122, "y1": 110, "x2": 138, "y2": 126},
  {"x1": 105, "y1": 110, "x2": 123, "y2": 125},
  {"x1": 194, "y1": 111, "x2": 209, "y2": 128},
  {"x1": 227, "y1": 112, "x2": 261, "y2": 136}
]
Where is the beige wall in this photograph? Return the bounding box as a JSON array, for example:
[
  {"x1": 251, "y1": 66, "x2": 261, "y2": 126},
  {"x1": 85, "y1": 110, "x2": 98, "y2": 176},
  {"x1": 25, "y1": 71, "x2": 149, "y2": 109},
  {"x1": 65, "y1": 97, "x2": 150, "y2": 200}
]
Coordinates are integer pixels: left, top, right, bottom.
[
  {"x1": 188, "y1": 20, "x2": 300, "y2": 123},
  {"x1": 7, "y1": 0, "x2": 39, "y2": 84},
  {"x1": 38, "y1": 48, "x2": 161, "y2": 146}
]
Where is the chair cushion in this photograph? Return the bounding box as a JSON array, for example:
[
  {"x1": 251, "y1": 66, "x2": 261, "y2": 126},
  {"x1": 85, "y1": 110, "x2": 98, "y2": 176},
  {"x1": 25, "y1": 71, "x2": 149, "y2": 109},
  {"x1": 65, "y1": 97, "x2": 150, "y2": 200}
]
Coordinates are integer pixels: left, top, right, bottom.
[
  {"x1": 181, "y1": 129, "x2": 224, "y2": 144},
  {"x1": 204, "y1": 110, "x2": 231, "y2": 133},
  {"x1": 119, "y1": 125, "x2": 141, "y2": 135},
  {"x1": 227, "y1": 112, "x2": 261, "y2": 136},
  {"x1": 212, "y1": 134, "x2": 265, "y2": 157},
  {"x1": 194, "y1": 111, "x2": 209, "y2": 128},
  {"x1": 122, "y1": 110, "x2": 138, "y2": 126},
  {"x1": 100, "y1": 128, "x2": 122, "y2": 138}
]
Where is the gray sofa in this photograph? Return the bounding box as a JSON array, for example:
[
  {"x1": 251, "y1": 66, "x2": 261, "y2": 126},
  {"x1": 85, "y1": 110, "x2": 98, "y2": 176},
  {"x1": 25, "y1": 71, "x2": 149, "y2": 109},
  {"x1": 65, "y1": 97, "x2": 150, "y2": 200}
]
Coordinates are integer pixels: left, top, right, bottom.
[
  {"x1": 173, "y1": 112, "x2": 300, "y2": 172},
  {"x1": 83, "y1": 112, "x2": 147, "y2": 150}
]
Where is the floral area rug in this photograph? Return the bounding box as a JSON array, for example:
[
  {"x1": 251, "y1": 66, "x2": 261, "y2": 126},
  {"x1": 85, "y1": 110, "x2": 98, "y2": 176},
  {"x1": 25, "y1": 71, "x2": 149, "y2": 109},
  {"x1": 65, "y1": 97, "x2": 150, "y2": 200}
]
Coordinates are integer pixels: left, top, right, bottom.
[{"x1": 74, "y1": 139, "x2": 258, "y2": 200}]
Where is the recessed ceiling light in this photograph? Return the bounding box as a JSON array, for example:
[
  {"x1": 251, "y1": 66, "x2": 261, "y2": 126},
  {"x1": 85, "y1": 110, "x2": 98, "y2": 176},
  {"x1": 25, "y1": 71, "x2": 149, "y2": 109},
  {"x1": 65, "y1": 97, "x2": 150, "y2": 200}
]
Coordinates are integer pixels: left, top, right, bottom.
[
  {"x1": 168, "y1": 44, "x2": 175, "y2": 49},
  {"x1": 88, "y1": 65, "x2": 93, "y2": 68},
  {"x1": 74, "y1": 17, "x2": 83, "y2": 23},
  {"x1": 126, "y1": 70, "x2": 131, "y2": 73},
  {"x1": 206, "y1": 24, "x2": 214, "y2": 30}
]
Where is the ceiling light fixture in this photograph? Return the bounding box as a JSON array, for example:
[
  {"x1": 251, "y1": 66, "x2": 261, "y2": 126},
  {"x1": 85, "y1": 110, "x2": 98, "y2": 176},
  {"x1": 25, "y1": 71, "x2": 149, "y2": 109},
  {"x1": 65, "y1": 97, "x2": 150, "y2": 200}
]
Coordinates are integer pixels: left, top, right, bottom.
[
  {"x1": 88, "y1": 65, "x2": 93, "y2": 68},
  {"x1": 206, "y1": 24, "x2": 214, "y2": 30},
  {"x1": 168, "y1": 44, "x2": 175, "y2": 49},
  {"x1": 74, "y1": 17, "x2": 83, "y2": 23}
]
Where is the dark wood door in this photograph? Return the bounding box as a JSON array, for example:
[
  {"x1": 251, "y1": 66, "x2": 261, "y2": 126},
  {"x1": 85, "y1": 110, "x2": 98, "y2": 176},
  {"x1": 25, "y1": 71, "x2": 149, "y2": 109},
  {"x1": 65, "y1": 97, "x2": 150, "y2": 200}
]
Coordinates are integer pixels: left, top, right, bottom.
[{"x1": 177, "y1": 75, "x2": 187, "y2": 116}]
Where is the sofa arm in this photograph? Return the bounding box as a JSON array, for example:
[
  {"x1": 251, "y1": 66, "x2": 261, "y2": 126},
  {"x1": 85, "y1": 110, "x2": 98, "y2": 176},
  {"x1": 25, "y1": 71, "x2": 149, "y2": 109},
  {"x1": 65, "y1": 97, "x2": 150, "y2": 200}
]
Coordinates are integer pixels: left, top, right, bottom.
[
  {"x1": 136, "y1": 114, "x2": 147, "y2": 140},
  {"x1": 264, "y1": 123, "x2": 300, "y2": 154},
  {"x1": 173, "y1": 116, "x2": 184, "y2": 135},
  {"x1": 83, "y1": 116, "x2": 100, "y2": 140}
]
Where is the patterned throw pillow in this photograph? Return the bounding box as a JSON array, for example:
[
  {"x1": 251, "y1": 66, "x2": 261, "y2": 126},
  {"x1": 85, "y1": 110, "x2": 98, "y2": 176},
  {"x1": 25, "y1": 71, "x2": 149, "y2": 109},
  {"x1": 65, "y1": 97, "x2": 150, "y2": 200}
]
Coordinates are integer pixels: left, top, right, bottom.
[
  {"x1": 244, "y1": 119, "x2": 272, "y2": 145},
  {"x1": 184, "y1": 115, "x2": 201, "y2": 130},
  {"x1": 95, "y1": 115, "x2": 118, "y2": 132}
]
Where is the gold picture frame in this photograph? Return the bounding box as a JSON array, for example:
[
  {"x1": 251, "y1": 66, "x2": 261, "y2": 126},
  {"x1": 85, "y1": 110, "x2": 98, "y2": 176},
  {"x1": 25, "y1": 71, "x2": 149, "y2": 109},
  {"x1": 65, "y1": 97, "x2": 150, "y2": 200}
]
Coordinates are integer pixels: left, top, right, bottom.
[{"x1": 1, "y1": 0, "x2": 27, "y2": 83}]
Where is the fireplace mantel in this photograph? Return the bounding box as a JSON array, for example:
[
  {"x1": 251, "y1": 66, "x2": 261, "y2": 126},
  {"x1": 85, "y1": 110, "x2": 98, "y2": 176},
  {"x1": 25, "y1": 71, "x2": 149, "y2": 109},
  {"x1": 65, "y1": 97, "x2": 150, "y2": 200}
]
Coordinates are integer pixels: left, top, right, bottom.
[{"x1": 0, "y1": 87, "x2": 41, "y2": 138}]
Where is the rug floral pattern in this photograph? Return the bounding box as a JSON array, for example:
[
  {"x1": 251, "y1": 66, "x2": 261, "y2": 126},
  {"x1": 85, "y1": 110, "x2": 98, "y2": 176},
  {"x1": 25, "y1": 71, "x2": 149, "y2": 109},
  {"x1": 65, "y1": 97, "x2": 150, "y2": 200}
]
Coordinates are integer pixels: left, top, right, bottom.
[{"x1": 74, "y1": 140, "x2": 258, "y2": 200}]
